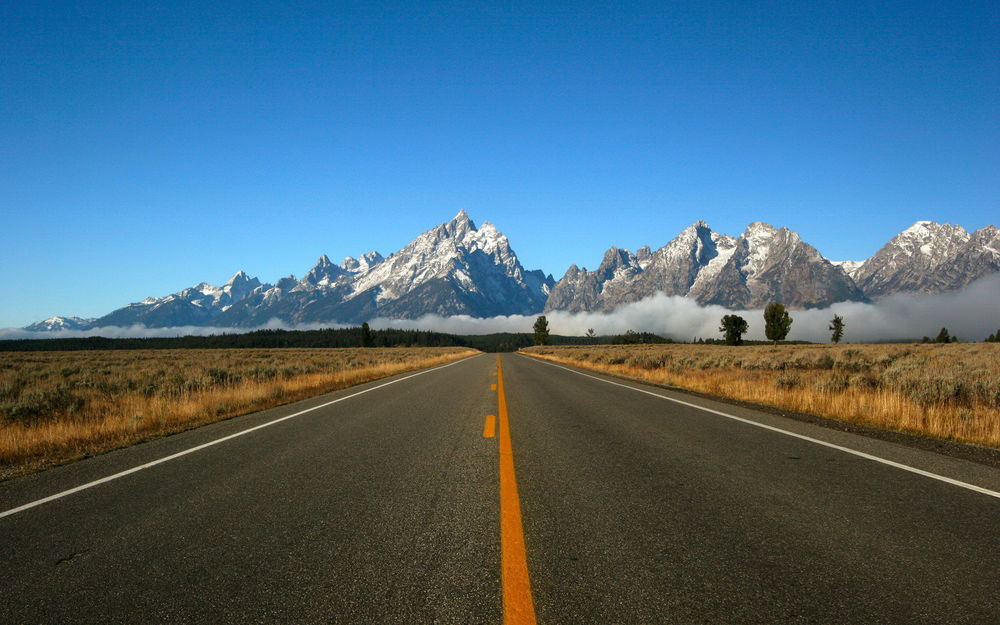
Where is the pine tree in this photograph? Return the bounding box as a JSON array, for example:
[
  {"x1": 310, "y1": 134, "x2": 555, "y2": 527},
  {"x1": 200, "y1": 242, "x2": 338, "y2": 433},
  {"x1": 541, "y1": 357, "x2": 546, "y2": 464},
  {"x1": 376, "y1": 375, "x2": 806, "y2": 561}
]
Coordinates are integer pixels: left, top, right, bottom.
[
  {"x1": 533, "y1": 315, "x2": 550, "y2": 346},
  {"x1": 359, "y1": 322, "x2": 373, "y2": 347},
  {"x1": 935, "y1": 327, "x2": 951, "y2": 344},
  {"x1": 764, "y1": 302, "x2": 793, "y2": 345},
  {"x1": 829, "y1": 314, "x2": 845, "y2": 344},
  {"x1": 719, "y1": 315, "x2": 749, "y2": 346}
]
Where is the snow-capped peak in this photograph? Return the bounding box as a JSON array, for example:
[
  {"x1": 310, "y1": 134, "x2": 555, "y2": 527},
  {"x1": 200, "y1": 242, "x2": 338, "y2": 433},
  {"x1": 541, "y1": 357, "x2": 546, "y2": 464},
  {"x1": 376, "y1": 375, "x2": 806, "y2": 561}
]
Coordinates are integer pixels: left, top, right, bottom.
[
  {"x1": 23, "y1": 316, "x2": 97, "y2": 331},
  {"x1": 890, "y1": 221, "x2": 970, "y2": 259},
  {"x1": 226, "y1": 270, "x2": 251, "y2": 285},
  {"x1": 440, "y1": 209, "x2": 476, "y2": 239},
  {"x1": 341, "y1": 251, "x2": 383, "y2": 273},
  {"x1": 346, "y1": 211, "x2": 546, "y2": 308},
  {"x1": 299, "y1": 254, "x2": 347, "y2": 289},
  {"x1": 903, "y1": 220, "x2": 936, "y2": 234}
]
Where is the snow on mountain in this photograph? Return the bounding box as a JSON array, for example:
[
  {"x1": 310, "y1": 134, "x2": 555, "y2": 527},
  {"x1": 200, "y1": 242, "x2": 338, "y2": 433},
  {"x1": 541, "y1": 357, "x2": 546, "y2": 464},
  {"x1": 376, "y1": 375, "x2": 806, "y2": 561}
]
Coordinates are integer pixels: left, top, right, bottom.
[
  {"x1": 23, "y1": 316, "x2": 97, "y2": 332},
  {"x1": 853, "y1": 221, "x2": 997, "y2": 297},
  {"x1": 341, "y1": 251, "x2": 384, "y2": 273},
  {"x1": 32, "y1": 211, "x2": 554, "y2": 330},
  {"x1": 547, "y1": 221, "x2": 863, "y2": 312},
  {"x1": 80, "y1": 270, "x2": 266, "y2": 329},
  {"x1": 23, "y1": 216, "x2": 999, "y2": 331},
  {"x1": 342, "y1": 210, "x2": 553, "y2": 319},
  {"x1": 832, "y1": 260, "x2": 864, "y2": 279}
]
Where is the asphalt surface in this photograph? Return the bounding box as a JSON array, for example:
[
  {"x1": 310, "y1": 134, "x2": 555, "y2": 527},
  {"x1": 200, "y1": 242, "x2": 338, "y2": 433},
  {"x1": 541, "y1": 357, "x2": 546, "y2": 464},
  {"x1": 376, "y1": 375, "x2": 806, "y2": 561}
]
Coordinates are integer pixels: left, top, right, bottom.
[{"x1": 1, "y1": 353, "x2": 998, "y2": 624}]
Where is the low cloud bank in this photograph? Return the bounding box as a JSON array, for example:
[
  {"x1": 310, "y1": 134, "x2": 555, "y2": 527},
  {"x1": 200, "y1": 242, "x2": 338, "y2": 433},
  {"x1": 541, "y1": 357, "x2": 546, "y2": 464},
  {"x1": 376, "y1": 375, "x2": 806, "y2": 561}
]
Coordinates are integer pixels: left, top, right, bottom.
[
  {"x1": 373, "y1": 273, "x2": 1000, "y2": 343},
  {"x1": 4, "y1": 274, "x2": 998, "y2": 343}
]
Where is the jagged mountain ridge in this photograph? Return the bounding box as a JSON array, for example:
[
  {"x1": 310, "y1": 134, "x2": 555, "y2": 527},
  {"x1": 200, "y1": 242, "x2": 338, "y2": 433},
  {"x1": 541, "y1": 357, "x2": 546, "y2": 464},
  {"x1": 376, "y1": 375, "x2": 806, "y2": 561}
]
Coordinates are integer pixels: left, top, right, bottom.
[
  {"x1": 51, "y1": 211, "x2": 555, "y2": 330},
  {"x1": 544, "y1": 219, "x2": 998, "y2": 313},
  {"x1": 21, "y1": 217, "x2": 999, "y2": 330},
  {"x1": 854, "y1": 221, "x2": 1000, "y2": 298},
  {"x1": 23, "y1": 316, "x2": 97, "y2": 332},
  {"x1": 546, "y1": 221, "x2": 866, "y2": 312}
]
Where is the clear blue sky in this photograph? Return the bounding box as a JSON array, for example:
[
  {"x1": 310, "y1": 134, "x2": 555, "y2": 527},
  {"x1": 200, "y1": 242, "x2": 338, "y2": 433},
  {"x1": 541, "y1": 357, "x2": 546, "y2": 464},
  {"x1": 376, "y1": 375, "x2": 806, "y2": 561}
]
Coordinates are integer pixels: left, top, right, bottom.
[{"x1": 2, "y1": 0, "x2": 997, "y2": 327}]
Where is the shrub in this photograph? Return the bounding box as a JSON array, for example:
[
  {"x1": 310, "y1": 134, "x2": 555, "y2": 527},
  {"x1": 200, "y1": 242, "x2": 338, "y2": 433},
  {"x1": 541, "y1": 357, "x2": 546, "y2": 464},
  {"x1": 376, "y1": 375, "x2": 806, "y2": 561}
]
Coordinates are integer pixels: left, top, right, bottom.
[
  {"x1": 3, "y1": 385, "x2": 85, "y2": 424},
  {"x1": 774, "y1": 372, "x2": 801, "y2": 390},
  {"x1": 813, "y1": 373, "x2": 850, "y2": 394}
]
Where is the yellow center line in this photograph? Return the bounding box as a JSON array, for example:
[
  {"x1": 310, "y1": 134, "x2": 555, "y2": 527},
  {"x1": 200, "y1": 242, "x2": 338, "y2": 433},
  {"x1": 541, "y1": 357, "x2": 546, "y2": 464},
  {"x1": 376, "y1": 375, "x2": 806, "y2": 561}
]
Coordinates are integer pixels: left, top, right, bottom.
[
  {"x1": 496, "y1": 355, "x2": 538, "y2": 625},
  {"x1": 483, "y1": 415, "x2": 497, "y2": 438}
]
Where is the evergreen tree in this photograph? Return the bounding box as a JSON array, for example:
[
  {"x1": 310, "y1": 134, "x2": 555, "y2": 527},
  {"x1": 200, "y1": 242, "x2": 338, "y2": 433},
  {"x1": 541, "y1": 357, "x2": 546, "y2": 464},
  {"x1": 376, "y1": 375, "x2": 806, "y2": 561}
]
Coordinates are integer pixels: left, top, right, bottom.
[
  {"x1": 763, "y1": 302, "x2": 793, "y2": 344},
  {"x1": 533, "y1": 315, "x2": 550, "y2": 345},
  {"x1": 359, "y1": 322, "x2": 373, "y2": 347},
  {"x1": 719, "y1": 315, "x2": 749, "y2": 346},
  {"x1": 585, "y1": 328, "x2": 596, "y2": 343},
  {"x1": 935, "y1": 327, "x2": 951, "y2": 344},
  {"x1": 829, "y1": 314, "x2": 845, "y2": 344}
]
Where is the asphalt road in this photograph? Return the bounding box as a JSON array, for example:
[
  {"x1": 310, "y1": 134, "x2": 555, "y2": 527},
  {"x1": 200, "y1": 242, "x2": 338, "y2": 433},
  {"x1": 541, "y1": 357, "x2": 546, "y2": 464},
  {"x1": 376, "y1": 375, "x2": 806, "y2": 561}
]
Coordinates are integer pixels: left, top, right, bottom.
[{"x1": 1, "y1": 353, "x2": 998, "y2": 624}]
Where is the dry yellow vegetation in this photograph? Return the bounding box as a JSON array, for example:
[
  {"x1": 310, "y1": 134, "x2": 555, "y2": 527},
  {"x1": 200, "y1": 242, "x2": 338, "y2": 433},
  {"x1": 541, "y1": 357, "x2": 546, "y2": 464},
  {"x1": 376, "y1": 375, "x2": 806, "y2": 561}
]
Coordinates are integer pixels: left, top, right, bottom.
[
  {"x1": 523, "y1": 343, "x2": 1000, "y2": 449},
  {"x1": 0, "y1": 347, "x2": 477, "y2": 479}
]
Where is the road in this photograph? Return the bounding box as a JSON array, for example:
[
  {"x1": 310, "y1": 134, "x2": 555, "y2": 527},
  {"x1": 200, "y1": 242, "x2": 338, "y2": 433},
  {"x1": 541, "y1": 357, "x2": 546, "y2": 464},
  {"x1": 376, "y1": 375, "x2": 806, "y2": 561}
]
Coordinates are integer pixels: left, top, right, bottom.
[{"x1": 1, "y1": 353, "x2": 998, "y2": 624}]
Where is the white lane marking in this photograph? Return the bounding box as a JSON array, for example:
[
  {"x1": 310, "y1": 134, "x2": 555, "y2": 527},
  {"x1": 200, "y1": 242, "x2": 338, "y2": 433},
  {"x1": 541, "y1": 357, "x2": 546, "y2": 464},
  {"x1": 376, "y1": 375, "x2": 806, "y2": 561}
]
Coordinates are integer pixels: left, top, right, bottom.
[
  {"x1": 0, "y1": 355, "x2": 480, "y2": 520},
  {"x1": 523, "y1": 355, "x2": 1000, "y2": 501}
]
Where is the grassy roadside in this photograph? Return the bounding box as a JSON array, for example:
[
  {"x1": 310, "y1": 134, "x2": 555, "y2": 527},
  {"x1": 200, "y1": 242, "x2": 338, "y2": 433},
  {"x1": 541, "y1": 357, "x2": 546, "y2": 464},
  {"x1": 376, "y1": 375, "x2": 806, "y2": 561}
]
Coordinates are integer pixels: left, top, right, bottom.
[
  {"x1": 522, "y1": 344, "x2": 1000, "y2": 450},
  {"x1": 0, "y1": 347, "x2": 478, "y2": 480}
]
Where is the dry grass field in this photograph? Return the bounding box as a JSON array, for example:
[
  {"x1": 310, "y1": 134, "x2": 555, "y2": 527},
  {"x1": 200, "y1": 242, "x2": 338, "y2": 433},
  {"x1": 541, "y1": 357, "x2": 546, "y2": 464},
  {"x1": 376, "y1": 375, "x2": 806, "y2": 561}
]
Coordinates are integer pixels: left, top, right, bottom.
[
  {"x1": 0, "y1": 347, "x2": 477, "y2": 479},
  {"x1": 523, "y1": 343, "x2": 1000, "y2": 449}
]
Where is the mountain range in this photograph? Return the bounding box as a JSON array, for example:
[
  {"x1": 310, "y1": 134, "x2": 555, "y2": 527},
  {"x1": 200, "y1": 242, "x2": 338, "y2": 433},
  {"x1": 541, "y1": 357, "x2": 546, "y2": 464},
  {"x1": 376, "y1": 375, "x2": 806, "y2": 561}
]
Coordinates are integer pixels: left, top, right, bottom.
[{"x1": 23, "y1": 213, "x2": 1000, "y2": 331}]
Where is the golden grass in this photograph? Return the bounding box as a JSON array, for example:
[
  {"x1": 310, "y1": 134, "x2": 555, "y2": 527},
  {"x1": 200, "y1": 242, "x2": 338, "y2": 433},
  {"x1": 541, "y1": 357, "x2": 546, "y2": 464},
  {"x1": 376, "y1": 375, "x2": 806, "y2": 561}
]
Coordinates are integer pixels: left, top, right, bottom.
[
  {"x1": 522, "y1": 343, "x2": 1000, "y2": 449},
  {"x1": 0, "y1": 347, "x2": 477, "y2": 479}
]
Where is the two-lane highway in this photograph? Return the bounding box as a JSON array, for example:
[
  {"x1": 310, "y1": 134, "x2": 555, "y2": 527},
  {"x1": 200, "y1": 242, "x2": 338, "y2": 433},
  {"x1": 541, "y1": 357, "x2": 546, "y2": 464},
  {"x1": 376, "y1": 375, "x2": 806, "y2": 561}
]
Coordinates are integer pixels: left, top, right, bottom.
[{"x1": 2, "y1": 353, "x2": 998, "y2": 624}]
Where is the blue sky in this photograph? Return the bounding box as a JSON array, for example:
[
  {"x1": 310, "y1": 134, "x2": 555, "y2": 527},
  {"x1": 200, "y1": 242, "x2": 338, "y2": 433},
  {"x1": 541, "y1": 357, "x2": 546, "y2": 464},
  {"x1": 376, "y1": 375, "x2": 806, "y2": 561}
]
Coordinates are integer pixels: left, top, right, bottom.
[{"x1": 2, "y1": 0, "x2": 997, "y2": 327}]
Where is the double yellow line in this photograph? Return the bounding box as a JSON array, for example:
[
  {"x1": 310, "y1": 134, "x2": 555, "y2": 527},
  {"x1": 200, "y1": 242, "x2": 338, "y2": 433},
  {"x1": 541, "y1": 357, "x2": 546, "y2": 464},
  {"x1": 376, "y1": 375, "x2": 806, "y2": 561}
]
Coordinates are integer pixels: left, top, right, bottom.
[{"x1": 495, "y1": 355, "x2": 538, "y2": 625}]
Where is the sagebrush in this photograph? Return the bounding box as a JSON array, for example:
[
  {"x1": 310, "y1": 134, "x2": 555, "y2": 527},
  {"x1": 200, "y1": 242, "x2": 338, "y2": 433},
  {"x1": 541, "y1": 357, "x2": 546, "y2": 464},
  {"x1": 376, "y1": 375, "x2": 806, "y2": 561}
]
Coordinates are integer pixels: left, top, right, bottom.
[
  {"x1": 0, "y1": 347, "x2": 476, "y2": 478},
  {"x1": 523, "y1": 343, "x2": 1000, "y2": 448}
]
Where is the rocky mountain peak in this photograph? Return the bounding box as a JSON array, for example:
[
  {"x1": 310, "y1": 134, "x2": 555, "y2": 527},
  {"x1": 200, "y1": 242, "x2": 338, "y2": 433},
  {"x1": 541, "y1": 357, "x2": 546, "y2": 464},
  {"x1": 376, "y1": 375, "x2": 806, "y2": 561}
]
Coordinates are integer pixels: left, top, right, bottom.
[
  {"x1": 744, "y1": 221, "x2": 778, "y2": 234},
  {"x1": 973, "y1": 224, "x2": 999, "y2": 241},
  {"x1": 595, "y1": 247, "x2": 639, "y2": 280},
  {"x1": 341, "y1": 251, "x2": 384, "y2": 273},
  {"x1": 548, "y1": 220, "x2": 864, "y2": 312},
  {"x1": 300, "y1": 254, "x2": 346, "y2": 288},
  {"x1": 23, "y1": 316, "x2": 97, "y2": 332},
  {"x1": 24, "y1": 216, "x2": 1000, "y2": 332},
  {"x1": 441, "y1": 209, "x2": 475, "y2": 240},
  {"x1": 225, "y1": 270, "x2": 253, "y2": 286},
  {"x1": 856, "y1": 220, "x2": 996, "y2": 297}
]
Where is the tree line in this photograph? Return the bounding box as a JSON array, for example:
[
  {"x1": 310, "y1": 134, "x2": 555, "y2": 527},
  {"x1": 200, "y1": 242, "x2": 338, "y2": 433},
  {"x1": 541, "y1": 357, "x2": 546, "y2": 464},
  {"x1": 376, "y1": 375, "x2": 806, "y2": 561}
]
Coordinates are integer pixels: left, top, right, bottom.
[{"x1": 3, "y1": 314, "x2": 996, "y2": 353}]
